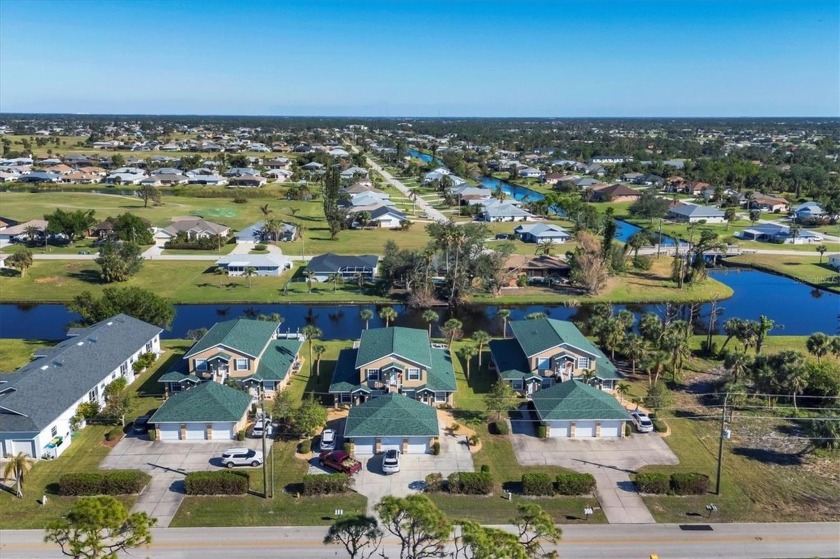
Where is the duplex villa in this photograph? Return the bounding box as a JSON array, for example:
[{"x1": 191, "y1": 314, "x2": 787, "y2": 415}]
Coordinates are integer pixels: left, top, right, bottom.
[
  {"x1": 0, "y1": 315, "x2": 162, "y2": 458},
  {"x1": 153, "y1": 319, "x2": 302, "y2": 441},
  {"x1": 330, "y1": 327, "x2": 457, "y2": 454},
  {"x1": 489, "y1": 318, "x2": 628, "y2": 439}
]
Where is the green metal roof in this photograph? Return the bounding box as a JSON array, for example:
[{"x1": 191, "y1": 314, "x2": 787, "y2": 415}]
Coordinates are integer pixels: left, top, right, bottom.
[
  {"x1": 209, "y1": 352, "x2": 232, "y2": 361},
  {"x1": 344, "y1": 394, "x2": 439, "y2": 438},
  {"x1": 329, "y1": 348, "x2": 362, "y2": 393},
  {"x1": 184, "y1": 319, "x2": 280, "y2": 359},
  {"x1": 595, "y1": 358, "x2": 621, "y2": 380},
  {"x1": 354, "y1": 327, "x2": 431, "y2": 369},
  {"x1": 150, "y1": 381, "x2": 252, "y2": 423},
  {"x1": 247, "y1": 339, "x2": 302, "y2": 382},
  {"x1": 158, "y1": 370, "x2": 201, "y2": 384},
  {"x1": 509, "y1": 318, "x2": 601, "y2": 358},
  {"x1": 530, "y1": 380, "x2": 631, "y2": 421}
]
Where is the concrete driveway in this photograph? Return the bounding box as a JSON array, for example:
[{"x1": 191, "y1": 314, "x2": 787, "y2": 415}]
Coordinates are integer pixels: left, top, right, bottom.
[
  {"x1": 102, "y1": 434, "x2": 264, "y2": 527},
  {"x1": 511, "y1": 433, "x2": 678, "y2": 524},
  {"x1": 309, "y1": 421, "x2": 474, "y2": 515}
]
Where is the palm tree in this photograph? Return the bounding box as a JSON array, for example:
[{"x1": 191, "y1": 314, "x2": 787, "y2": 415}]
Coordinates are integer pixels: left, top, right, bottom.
[
  {"x1": 535, "y1": 239, "x2": 555, "y2": 257},
  {"x1": 471, "y1": 330, "x2": 491, "y2": 369},
  {"x1": 787, "y1": 367, "x2": 810, "y2": 413},
  {"x1": 3, "y1": 452, "x2": 33, "y2": 498},
  {"x1": 831, "y1": 336, "x2": 840, "y2": 359},
  {"x1": 581, "y1": 369, "x2": 598, "y2": 386},
  {"x1": 458, "y1": 345, "x2": 478, "y2": 380},
  {"x1": 441, "y1": 318, "x2": 463, "y2": 348},
  {"x1": 214, "y1": 266, "x2": 227, "y2": 288},
  {"x1": 722, "y1": 349, "x2": 751, "y2": 382},
  {"x1": 359, "y1": 309, "x2": 373, "y2": 330},
  {"x1": 525, "y1": 312, "x2": 547, "y2": 320},
  {"x1": 497, "y1": 308, "x2": 511, "y2": 339},
  {"x1": 622, "y1": 334, "x2": 646, "y2": 376},
  {"x1": 720, "y1": 318, "x2": 743, "y2": 352},
  {"x1": 313, "y1": 344, "x2": 326, "y2": 380},
  {"x1": 259, "y1": 203, "x2": 272, "y2": 218},
  {"x1": 379, "y1": 306, "x2": 397, "y2": 328},
  {"x1": 304, "y1": 270, "x2": 315, "y2": 293},
  {"x1": 616, "y1": 382, "x2": 631, "y2": 405},
  {"x1": 422, "y1": 310, "x2": 439, "y2": 338},
  {"x1": 301, "y1": 325, "x2": 322, "y2": 378},
  {"x1": 243, "y1": 267, "x2": 257, "y2": 288},
  {"x1": 24, "y1": 225, "x2": 40, "y2": 243},
  {"x1": 7, "y1": 249, "x2": 33, "y2": 278},
  {"x1": 816, "y1": 244, "x2": 828, "y2": 263},
  {"x1": 806, "y1": 332, "x2": 830, "y2": 363},
  {"x1": 356, "y1": 211, "x2": 371, "y2": 229},
  {"x1": 755, "y1": 315, "x2": 775, "y2": 355},
  {"x1": 354, "y1": 272, "x2": 365, "y2": 294}
]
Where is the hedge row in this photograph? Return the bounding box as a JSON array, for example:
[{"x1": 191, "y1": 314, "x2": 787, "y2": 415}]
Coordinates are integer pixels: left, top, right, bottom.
[
  {"x1": 447, "y1": 472, "x2": 493, "y2": 495},
  {"x1": 634, "y1": 472, "x2": 710, "y2": 495},
  {"x1": 58, "y1": 470, "x2": 150, "y2": 496},
  {"x1": 302, "y1": 473, "x2": 352, "y2": 496},
  {"x1": 184, "y1": 471, "x2": 249, "y2": 495},
  {"x1": 522, "y1": 473, "x2": 596, "y2": 496}
]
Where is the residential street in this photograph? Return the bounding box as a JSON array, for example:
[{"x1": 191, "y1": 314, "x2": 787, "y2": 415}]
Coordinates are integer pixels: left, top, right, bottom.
[
  {"x1": 364, "y1": 155, "x2": 451, "y2": 223},
  {"x1": 3, "y1": 522, "x2": 838, "y2": 558}
]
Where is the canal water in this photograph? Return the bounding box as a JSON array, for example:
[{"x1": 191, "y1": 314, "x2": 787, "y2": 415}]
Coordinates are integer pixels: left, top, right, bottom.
[{"x1": 1, "y1": 270, "x2": 836, "y2": 341}]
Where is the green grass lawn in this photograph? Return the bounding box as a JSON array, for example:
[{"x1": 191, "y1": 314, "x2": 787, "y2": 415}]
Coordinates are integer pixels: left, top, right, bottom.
[
  {"x1": 0, "y1": 342, "x2": 187, "y2": 529},
  {"x1": 726, "y1": 253, "x2": 839, "y2": 292},
  {"x1": 0, "y1": 339, "x2": 53, "y2": 372}
]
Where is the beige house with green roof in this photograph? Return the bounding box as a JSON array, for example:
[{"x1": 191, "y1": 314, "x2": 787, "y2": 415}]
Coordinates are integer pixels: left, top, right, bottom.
[
  {"x1": 329, "y1": 327, "x2": 456, "y2": 407},
  {"x1": 489, "y1": 318, "x2": 622, "y2": 396}
]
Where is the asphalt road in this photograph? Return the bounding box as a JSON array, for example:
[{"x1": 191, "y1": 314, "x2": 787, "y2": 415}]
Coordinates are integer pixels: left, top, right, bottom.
[
  {"x1": 364, "y1": 155, "x2": 451, "y2": 223},
  {"x1": 3, "y1": 522, "x2": 838, "y2": 559}
]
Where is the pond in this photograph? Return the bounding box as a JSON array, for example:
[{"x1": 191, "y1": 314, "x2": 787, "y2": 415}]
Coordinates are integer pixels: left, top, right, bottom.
[{"x1": 1, "y1": 271, "x2": 835, "y2": 341}]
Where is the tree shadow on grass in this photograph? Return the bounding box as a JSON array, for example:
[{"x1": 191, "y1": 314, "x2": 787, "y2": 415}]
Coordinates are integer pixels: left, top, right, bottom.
[
  {"x1": 731, "y1": 446, "x2": 803, "y2": 466},
  {"x1": 135, "y1": 351, "x2": 183, "y2": 398},
  {"x1": 66, "y1": 269, "x2": 105, "y2": 284},
  {"x1": 0, "y1": 269, "x2": 20, "y2": 278}
]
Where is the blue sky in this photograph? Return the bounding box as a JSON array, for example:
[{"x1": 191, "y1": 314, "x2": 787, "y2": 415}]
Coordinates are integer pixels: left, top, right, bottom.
[{"x1": 1, "y1": 0, "x2": 837, "y2": 116}]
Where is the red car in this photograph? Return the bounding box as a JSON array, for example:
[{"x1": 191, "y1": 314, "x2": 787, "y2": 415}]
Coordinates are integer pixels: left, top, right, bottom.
[{"x1": 319, "y1": 450, "x2": 362, "y2": 474}]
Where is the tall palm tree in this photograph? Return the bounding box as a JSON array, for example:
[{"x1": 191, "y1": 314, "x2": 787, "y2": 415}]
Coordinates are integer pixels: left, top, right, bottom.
[
  {"x1": 3, "y1": 452, "x2": 33, "y2": 498},
  {"x1": 441, "y1": 318, "x2": 463, "y2": 348},
  {"x1": 379, "y1": 306, "x2": 397, "y2": 328},
  {"x1": 304, "y1": 270, "x2": 315, "y2": 293},
  {"x1": 830, "y1": 336, "x2": 840, "y2": 359},
  {"x1": 787, "y1": 367, "x2": 810, "y2": 413},
  {"x1": 313, "y1": 344, "x2": 326, "y2": 380},
  {"x1": 259, "y1": 203, "x2": 272, "y2": 218},
  {"x1": 243, "y1": 267, "x2": 257, "y2": 288},
  {"x1": 616, "y1": 382, "x2": 631, "y2": 405},
  {"x1": 497, "y1": 308, "x2": 511, "y2": 339},
  {"x1": 806, "y1": 332, "x2": 830, "y2": 363},
  {"x1": 535, "y1": 239, "x2": 555, "y2": 257},
  {"x1": 422, "y1": 309, "x2": 439, "y2": 338},
  {"x1": 301, "y1": 325, "x2": 322, "y2": 378},
  {"x1": 754, "y1": 315, "x2": 775, "y2": 355},
  {"x1": 471, "y1": 330, "x2": 491, "y2": 368},
  {"x1": 722, "y1": 349, "x2": 751, "y2": 382},
  {"x1": 816, "y1": 244, "x2": 828, "y2": 263},
  {"x1": 359, "y1": 309, "x2": 373, "y2": 330},
  {"x1": 355, "y1": 272, "x2": 365, "y2": 294},
  {"x1": 214, "y1": 266, "x2": 227, "y2": 288},
  {"x1": 622, "y1": 334, "x2": 646, "y2": 376},
  {"x1": 458, "y1": 345, "x2": 478, "y2": 380},
  {"x1": 24, "y1": 225, "x2": 40, "y2": 244}
]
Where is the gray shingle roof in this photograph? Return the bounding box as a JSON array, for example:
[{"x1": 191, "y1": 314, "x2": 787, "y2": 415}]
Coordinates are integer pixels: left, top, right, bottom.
[
  {"x1": 0, "y1": 314, "x2": 161, "y2": 433},
  {"x1": 531, "y1": 380, "x2": 631, "y2": 421}
]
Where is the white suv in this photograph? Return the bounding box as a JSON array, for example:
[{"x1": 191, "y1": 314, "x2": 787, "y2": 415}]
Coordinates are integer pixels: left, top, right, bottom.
[
  {"x1": 320, "y1": 429, "x2": 337, "y2": 451},
  {"x1": 631, "y1": 412, "x2": 654, "y2": 433},
  {"x1": 220, "y1": 448, "x2": 264, "y2": 468}
]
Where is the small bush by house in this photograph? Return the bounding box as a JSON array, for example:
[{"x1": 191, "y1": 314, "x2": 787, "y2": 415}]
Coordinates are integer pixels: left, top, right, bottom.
[
  {"x1": 555, "y1": 473, "x2": 596, "y2": 495},
  {"x1": 634, "y1": 473, "x2": 670, "y2": 494},
  {"x1": 522, "y1": 473, "x2": 554, "y2": 496},
  {"x1": 432, "y1": 441, "x2": 441, "y2": 455},
  {"x1": 302, "y1": 473, "x2": 352, "y2": 496},
  {"x1": 536, "y1": 424, "x2": 547, "y2": 438},
  {"x1": 299, "y1": 438, "x2": 312, "y2": 454},
  {"x1": 492, "y1": 420, "x2": 509, "y2": 435},
  {"x1": 184, "y1": 471, "x2": 249, "y2": 495},
  {"x1": 424, "y1": 472, "x2": 445, "y2": 493},
  {"x1": 58, "y1": 470, "x2": 150, "y2": 496},
  {"x1": 480, "y1": 464, "x2": 490, "y2": 474},
  {"x1": 669, "y1": 472, "x2": 710, "y2": 495},
  {"x1": 447, "y1": 472, "x2": 493, "y2": 495},
  {"x1": 652, "y1": 418, "x2": 668, "y2": 433}
]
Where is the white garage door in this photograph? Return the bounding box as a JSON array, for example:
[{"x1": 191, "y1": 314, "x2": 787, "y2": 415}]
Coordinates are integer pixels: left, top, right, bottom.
[
  {"x1": 575, "y1": 421, "x2": 595, "y2": 438},
  {"x1": 210, "y1": 423, "x2": 235, "y2": 440},
  {"x1": 352, "y1": 437, "x2": 375, "y2": 455},
  {"x1": 600, "y1": 422, "x2": 621, "y2": 438},
  {"x1": 546, "y1": 421, "x2": 568, "y2": 438},
  {"x1": 380, "y1": 437, "x2": 402, "y2": 452},
  {"x1": 158, "y1": 424, "x2": 180, "y2": 441},
  {"x1": 185, "y1": 423, "x2": 205, "y2": 441},
  {"x1": 10, "y1": 439, "x2": 36, "y2": 457},
  {"x1": 406, "y1": 438, "x2": 429, "y2": 454}
]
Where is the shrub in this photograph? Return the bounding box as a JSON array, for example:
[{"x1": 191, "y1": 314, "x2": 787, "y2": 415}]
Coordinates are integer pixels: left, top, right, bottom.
[
  {"x1": 254, "y1": 244, "x2": 267, "y2": 251},
  {"x1": 76, "y1": 401, "x2": 100, "y2": 419},
  {"x1": 424, "y1": 472, "x2": 444, "y2": 493},
  {"x1": 669, "y1": 472, "x2": 710, "y2": 495},
  {"x1": 634, "y1": 473, "x2": 669, "y2": 494},
  {"x1": 185, "y1": 471, "x2": 249, "y2": 495},
  {"x1": 299, "y1": 438, "x2": 312, "y2": 454},
  {"x1": 58, "y1": 470, "x2": 150, "y2": 496},
  {"x1": 555, "y1": 473, "x2": 596, "y2": 495},
  {"x1": 233, "y1": 193, "x2": 248, "y2": 204},
  {"x1": 104, "y1": 428, "x2": 121, "y2": 442},
  {"x1": 236, "y1": 429, "x2": 246, "y2": 441},
  {"x1": 343, "y1": 442, "x2": 353, "y2": 454},
  {"x1": 624, "y1": 423, "x2": 633, "y2": 437},
  {"x1": 633, "y1": 255, "x2": 653, "y2": 270},
  {"x1": 432, "y1": 441, "x2": 440, "y2": 455},
  {"x1": 147, "y1": 428, "x2": 156, "y2": 441},
  {"x1": 652, "y1": 418, "x2": 668, "y2": 433},
  {"x1": 493, "y1": 420, "x2": 509, "y2": 435},
  {"x1": 536, "y1": 424, "x2": 547, "y2": 438},
  {"x1": 480, "y1": 464, "x2": 490, "y2": 474},
  {"x1": 468, "y1": 434, "x2": 480, "y2": 446},
  {"x1": 447, "y1": 472, "x2": 493, "y2": 495},
  {"x1": 302, "y1": 473, "x2": 351, "y2": 496},
  {"x1": 522, "y1": 473, "x2": 554, "y2": 496}
]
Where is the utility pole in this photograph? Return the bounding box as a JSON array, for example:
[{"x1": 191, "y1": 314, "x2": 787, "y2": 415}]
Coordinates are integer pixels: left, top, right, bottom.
[
  {"x1": 260, "y1": 397, "x2": 268, "y2": 499},
  {"x1": 656, "y1": 219, "x2": 663, "y2": 258},
  {"x1": 715, "y1": 393, "x2": 729, "y2": 496}
]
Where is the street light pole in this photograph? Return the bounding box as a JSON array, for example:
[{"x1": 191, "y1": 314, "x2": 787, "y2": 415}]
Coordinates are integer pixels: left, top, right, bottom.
[
  {"x1": 260, "y1": 397, "x2": 268, "y2": 499},
  {"x1": 715, "y1": 393, "x2": 729, "y2": 496}
]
